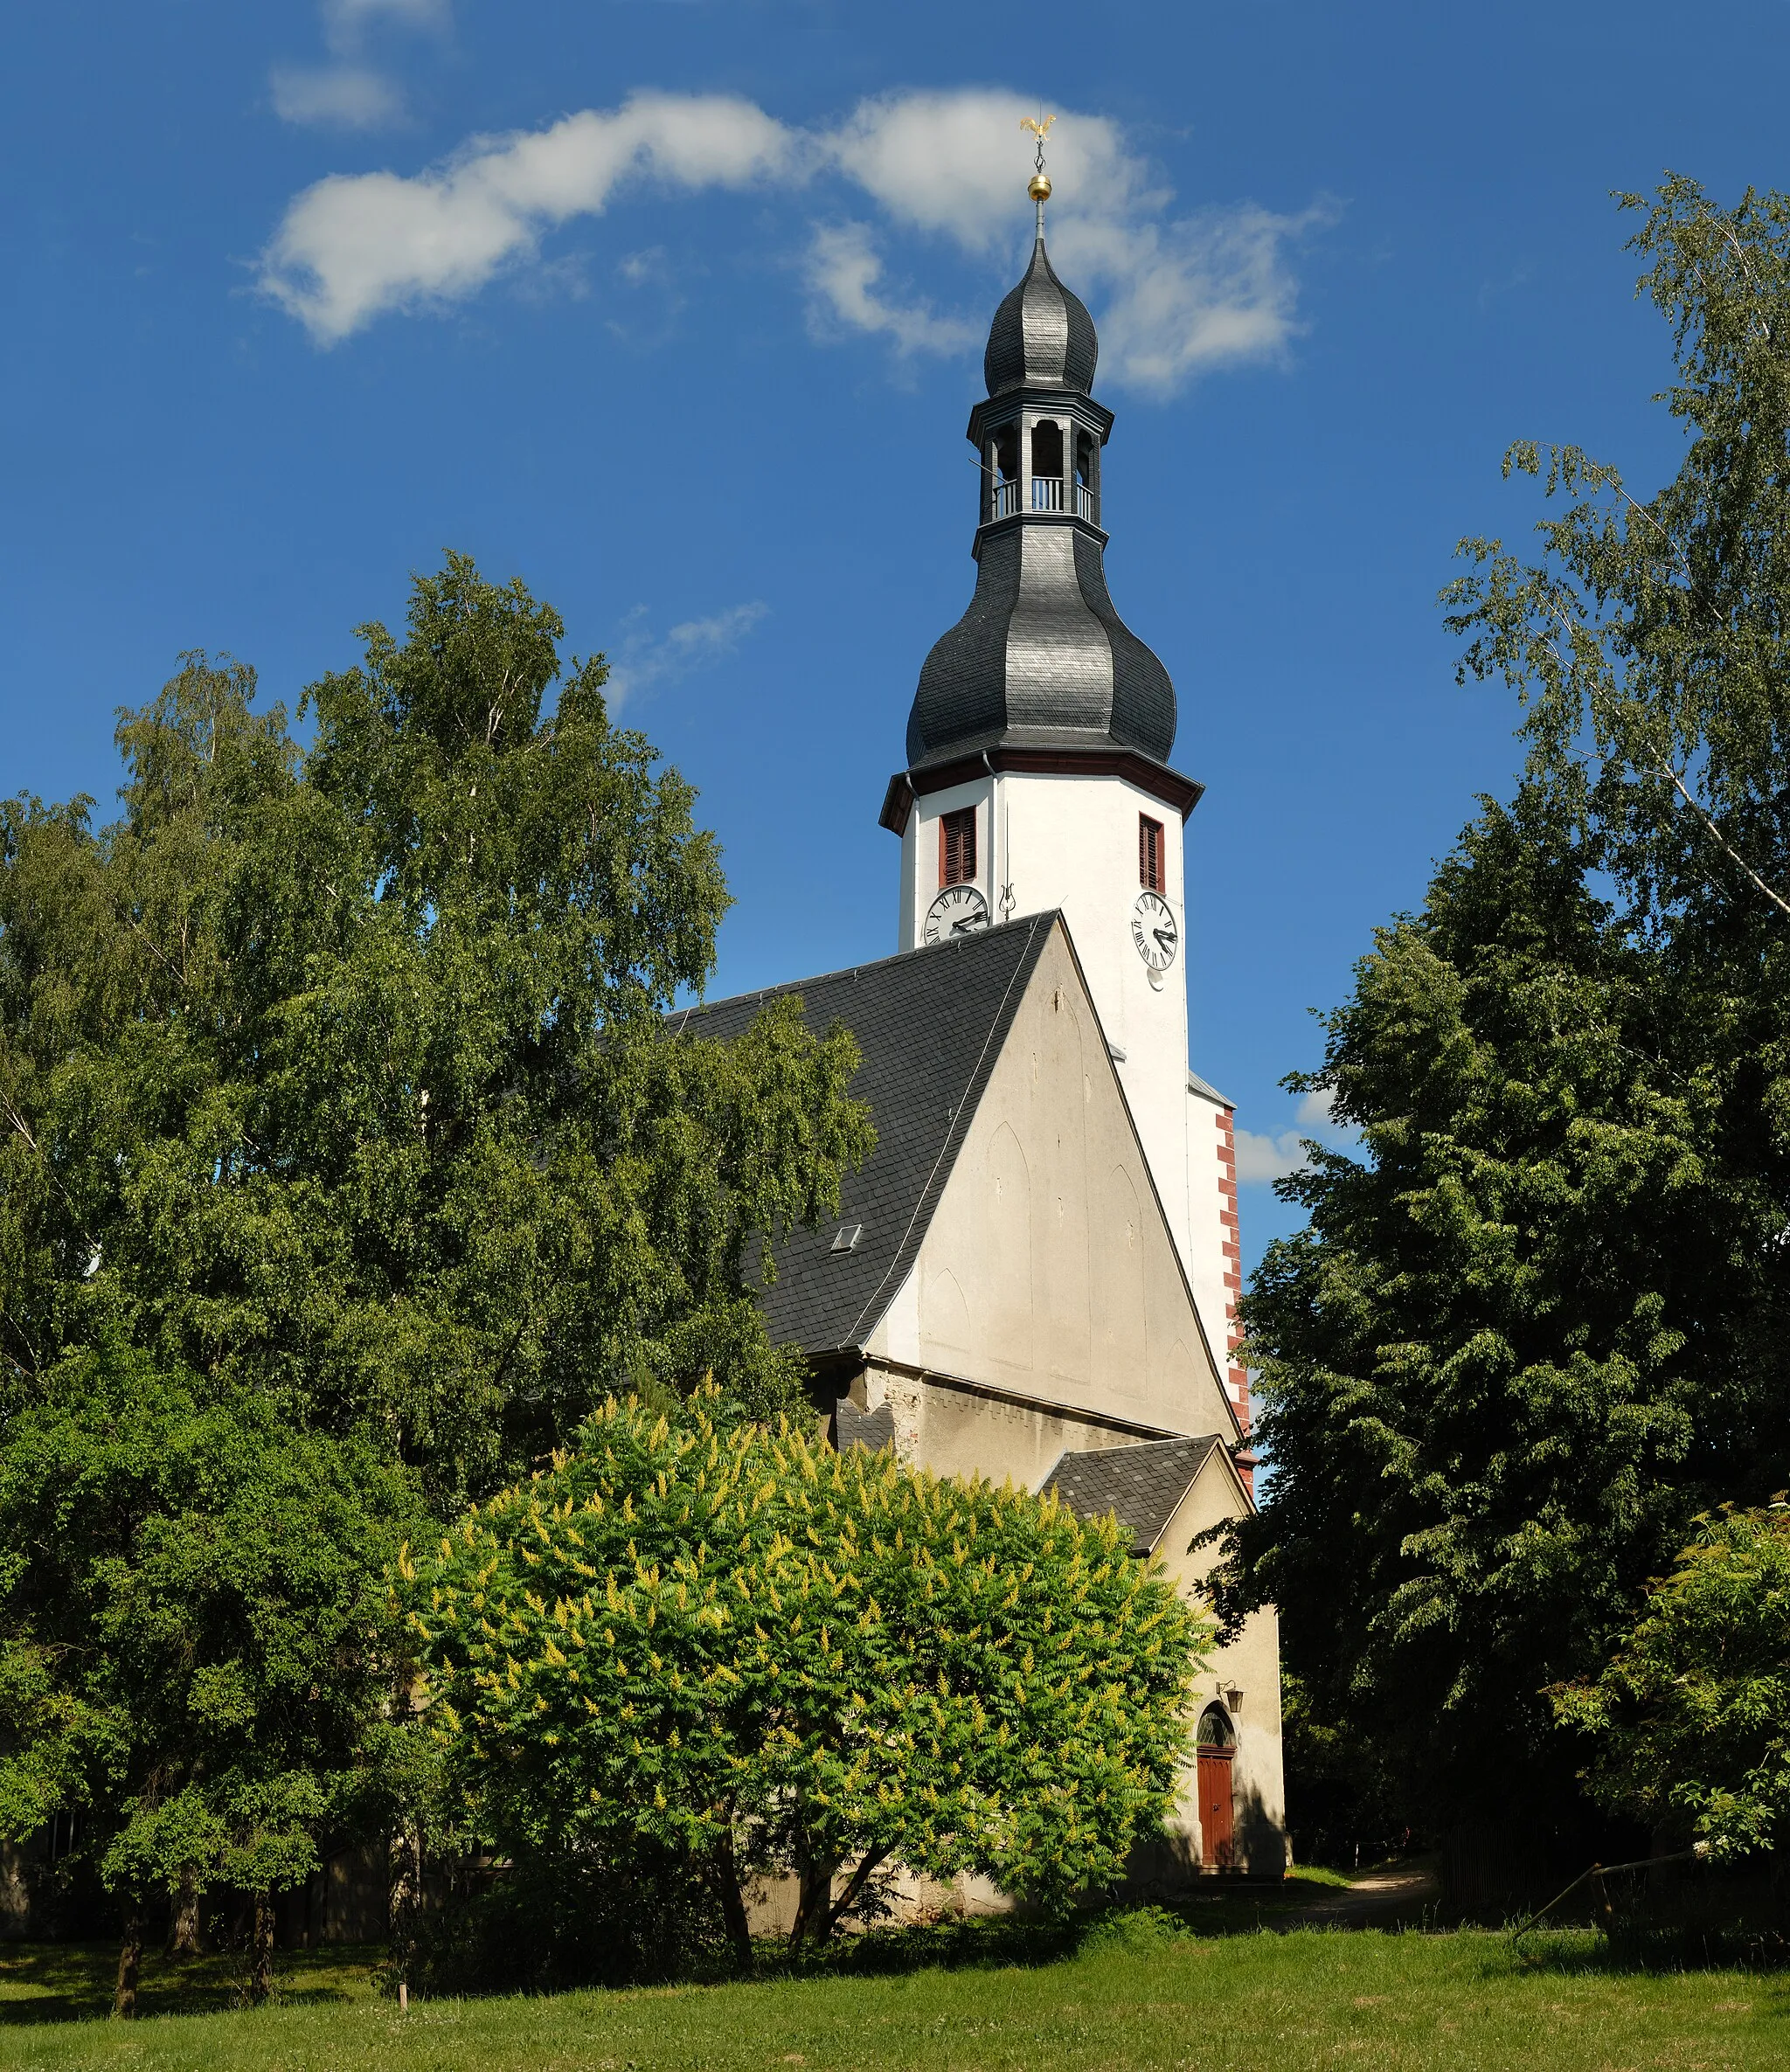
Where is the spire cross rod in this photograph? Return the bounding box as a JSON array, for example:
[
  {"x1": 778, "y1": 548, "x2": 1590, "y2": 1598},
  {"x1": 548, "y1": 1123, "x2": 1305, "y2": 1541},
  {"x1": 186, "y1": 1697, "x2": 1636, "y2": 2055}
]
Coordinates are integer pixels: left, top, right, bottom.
[{"x1": 1020, "y1": 114, "x2": 1055, "y2": 237}]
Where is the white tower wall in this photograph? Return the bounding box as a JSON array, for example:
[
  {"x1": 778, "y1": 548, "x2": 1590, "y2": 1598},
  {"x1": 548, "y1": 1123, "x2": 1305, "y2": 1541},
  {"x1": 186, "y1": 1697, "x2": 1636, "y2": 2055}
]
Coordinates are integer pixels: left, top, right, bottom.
[{"x1": 898, "y1": 773, "x2": 1201, "y2": 1343}]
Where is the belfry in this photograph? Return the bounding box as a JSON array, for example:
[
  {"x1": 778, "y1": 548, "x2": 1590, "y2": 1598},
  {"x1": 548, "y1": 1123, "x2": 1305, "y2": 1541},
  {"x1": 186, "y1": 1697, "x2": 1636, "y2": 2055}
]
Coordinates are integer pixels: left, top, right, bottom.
[{"x1": 681, "y1": 147, "x2": 1287, "y2": 1890}]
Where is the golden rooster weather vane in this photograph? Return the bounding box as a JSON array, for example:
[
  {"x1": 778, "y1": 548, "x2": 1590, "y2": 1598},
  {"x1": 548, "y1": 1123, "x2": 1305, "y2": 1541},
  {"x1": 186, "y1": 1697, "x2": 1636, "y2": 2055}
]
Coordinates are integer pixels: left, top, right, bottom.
[{"x1": 1020, "y1": 113, "x2": 1055, "y2": 203}]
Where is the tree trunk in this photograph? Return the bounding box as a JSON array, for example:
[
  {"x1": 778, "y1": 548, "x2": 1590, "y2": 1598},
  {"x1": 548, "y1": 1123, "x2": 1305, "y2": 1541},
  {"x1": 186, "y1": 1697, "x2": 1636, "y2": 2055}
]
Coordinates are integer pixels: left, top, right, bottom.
[
  {"x1": 788, "y1": 1854, "x2": 836, "y2": 1948},
  {"x1": 169, "y1": 1864, "x2": 202, "y2": 1957},
  {"x1": 388, "y1": 1820, "x2": 421, "y2": 1998},
  {"x1": 823, "y1": 1846, "x2": 892, "y2": 1939},
  {"x1": 711, "y1": 1833, "x2": 753, "y2": 1974},
  {"x1": 113, "y1": 1906, "x2": 143, "y2": 2019},
  {"x1": 249, "y1": 1890, "x2": 275, "y2": 2005}
]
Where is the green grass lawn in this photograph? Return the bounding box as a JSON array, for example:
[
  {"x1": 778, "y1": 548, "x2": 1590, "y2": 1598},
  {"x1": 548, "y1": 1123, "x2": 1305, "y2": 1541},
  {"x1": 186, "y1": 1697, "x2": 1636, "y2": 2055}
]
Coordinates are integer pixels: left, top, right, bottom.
[{"x1": 0, "y1": 1918, "x2": 1784, "y2": 2072}]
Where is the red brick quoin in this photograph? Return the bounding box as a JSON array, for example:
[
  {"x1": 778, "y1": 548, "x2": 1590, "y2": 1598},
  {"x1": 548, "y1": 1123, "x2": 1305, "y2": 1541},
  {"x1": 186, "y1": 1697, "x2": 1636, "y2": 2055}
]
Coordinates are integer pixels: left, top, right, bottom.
[{"x1": 1214, "y1": 1105, "x2": 1252, "y2": 1497}]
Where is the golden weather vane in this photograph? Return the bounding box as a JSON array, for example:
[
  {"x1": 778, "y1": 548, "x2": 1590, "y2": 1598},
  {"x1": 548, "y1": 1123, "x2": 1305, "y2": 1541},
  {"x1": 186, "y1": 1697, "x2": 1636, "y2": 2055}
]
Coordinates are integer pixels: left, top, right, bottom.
[{"x1": 1020, "y1": 113, "x2": 1056, "y2": 204}]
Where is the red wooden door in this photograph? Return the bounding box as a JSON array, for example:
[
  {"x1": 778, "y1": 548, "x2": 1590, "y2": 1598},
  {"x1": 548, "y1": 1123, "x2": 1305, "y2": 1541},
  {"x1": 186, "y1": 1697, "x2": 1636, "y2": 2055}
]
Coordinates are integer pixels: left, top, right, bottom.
[{"x1": 1197, "y1": 1747, "x2": 1235, "y2": 1868}]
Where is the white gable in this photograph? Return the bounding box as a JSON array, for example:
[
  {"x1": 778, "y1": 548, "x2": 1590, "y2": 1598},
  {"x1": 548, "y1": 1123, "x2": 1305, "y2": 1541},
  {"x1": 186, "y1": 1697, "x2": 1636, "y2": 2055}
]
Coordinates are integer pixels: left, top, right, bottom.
[{"x1": 868, "y1": 918, "x2": 1233, "y2": 1445}]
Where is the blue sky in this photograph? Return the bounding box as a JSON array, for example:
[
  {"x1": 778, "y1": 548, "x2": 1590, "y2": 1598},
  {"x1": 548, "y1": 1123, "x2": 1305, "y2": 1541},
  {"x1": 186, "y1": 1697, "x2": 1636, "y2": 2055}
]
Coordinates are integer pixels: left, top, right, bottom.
[{"x1": 3, "y1": 0, "x2": 1784, "y2": 1273}]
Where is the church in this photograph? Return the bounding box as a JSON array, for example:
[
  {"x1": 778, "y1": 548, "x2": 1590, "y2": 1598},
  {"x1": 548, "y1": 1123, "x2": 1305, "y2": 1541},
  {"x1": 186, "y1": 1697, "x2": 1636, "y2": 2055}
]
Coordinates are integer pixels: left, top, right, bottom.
[{"x1": 680, "y1": 165, "x2": 1288, "y2": 1883}]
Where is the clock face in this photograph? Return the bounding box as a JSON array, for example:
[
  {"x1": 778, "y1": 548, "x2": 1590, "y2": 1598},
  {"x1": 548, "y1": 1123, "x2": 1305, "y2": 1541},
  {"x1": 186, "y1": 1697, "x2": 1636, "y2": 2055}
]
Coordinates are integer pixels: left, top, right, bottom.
[
  {"x1": 924, "y1": 883, "x2": 990, "y2": 945},
  {"x1": 1132, "y1": 891, "x2": 1179, "y2": 971}
]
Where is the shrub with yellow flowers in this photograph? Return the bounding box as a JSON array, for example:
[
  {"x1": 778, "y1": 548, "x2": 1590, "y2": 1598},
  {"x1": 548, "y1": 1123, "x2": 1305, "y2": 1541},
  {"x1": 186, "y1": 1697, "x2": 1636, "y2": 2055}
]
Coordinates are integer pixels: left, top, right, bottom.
[{"x1": 406, "y1": 1389, "x2": 1205, "y2": 1969}]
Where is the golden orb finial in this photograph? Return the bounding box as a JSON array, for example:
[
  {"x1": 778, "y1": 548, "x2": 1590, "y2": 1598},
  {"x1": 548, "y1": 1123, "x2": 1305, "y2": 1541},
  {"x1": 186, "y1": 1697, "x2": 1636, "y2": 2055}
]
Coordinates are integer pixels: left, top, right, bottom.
[{"x1": 1020, "y1": 113, "x2": 1057, "y2": 209}]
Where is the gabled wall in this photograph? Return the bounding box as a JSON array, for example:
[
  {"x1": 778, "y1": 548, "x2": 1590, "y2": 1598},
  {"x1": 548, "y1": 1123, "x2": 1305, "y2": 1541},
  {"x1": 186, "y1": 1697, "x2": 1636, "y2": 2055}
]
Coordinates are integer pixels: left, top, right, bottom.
[
  {"x1": 1143, "y1": 1448, "x2": 1287, "y2": 1876},
  {"x1": 866, "y1": 918, "x2": 1232, "y2": 1458}
]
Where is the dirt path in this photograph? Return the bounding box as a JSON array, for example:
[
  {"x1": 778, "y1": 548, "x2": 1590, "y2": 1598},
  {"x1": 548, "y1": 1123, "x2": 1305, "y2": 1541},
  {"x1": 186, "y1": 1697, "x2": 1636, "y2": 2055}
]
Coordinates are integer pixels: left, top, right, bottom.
[{"x1": 1274, "y1": 1859, "x2": 1442, "y2": 1930}]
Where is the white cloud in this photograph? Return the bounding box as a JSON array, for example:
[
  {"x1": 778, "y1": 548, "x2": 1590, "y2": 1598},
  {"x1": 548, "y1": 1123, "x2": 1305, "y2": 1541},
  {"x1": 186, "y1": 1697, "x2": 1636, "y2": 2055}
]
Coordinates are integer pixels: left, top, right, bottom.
[
  {"x1": 604, "y1": 601, "x2": 769, "y2": 710},
  {"x1": 1232, "y1": 1085, "x2": 1358, "y2": 1188},
  {"x1": 1051, "y1": 200, "x2": 1336, "y2": 393},
  {"x1": 323, "y1": 0, "x2": 448, "y2": 50},
  {"x1": 262, "y1": 94, "x2": 797, "y2": 339},
  {"x1": 1296, "y1": 1085, "x2": 1338, "y2": 1130},
  {"x1": 273, "y1": 0, "x2": 450, "y2": 131},
  {"x1": 808, "y1": 96, "x2": 1318, "y2": 382},
  {"x1": 260, "y1": 87, "x2": 1329, "y2": 392},
  {"x1": 617, "y1": 246, "x2": 670, "y2": 288},
  {"x1": 802, "y1": 223, "x2": 980, "y2": 357},
  {"x1": 271, "y1": 64, "x2": 404, "y2": 131},
  {"x1": 822, "y1": 91, "x2": 1155, "y2": 252},
  {"x1": 1297, "y1": 1083, "x2": 1362, "y2": 1148},
  {"x1": 1234, "y1": 1127, "x2": 1310, "y2": 1186}
]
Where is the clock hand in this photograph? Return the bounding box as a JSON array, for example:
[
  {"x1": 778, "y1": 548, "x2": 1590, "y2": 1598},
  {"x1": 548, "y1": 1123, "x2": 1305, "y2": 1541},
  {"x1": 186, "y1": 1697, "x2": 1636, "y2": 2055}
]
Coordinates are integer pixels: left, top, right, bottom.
[
  {"x1": 1153, "y1": 926, "x2": 1176, "y2": 952},
  {"x1": 951, "y1": 914, "x2": 986, "y2": 934}
]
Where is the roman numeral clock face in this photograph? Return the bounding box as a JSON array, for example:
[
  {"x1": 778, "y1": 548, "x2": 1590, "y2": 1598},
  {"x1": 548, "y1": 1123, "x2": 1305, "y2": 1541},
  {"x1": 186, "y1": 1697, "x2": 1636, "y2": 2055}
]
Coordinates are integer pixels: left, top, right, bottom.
[
  {"x1": 1133, "y1": 890, "x2": 1179, "y2": 971},
  {"x1": 924, "y1": 884, "x2": 989, "y2": 944}
]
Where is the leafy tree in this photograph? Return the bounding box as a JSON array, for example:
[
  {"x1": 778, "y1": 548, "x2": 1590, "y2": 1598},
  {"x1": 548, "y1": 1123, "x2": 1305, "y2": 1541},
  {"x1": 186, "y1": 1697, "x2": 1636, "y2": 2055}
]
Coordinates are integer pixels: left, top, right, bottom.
[
  {"x1": 1273, "y1": 1671, "x2": 1404, "y2": 1871},
  {"x1": 1444, "y1": 175, "x2": 1790, "y2": 1478},
  {"x1": 1553, "y1": 1502, "x2": 1790, "y2": 1862},
  {"x1": 0, "y1": 554, "x2": 872, "y2": 1500},
  {"x1": 1222, "y1": 180, "x2": 1790, "y2": 1892},
  {"x1": 0, "y1": 1341, "x2": 421, "y2": 2012},
  {"x1": 1218, "y1": 787, "x2": 1783, "y2": 1876},
  {"x1": 1447, "y1": 177, "x2": 1790, "y2": 935},
  {"x1": 410, "y1": 1391, "x2": 1204, "y2": 1972}
]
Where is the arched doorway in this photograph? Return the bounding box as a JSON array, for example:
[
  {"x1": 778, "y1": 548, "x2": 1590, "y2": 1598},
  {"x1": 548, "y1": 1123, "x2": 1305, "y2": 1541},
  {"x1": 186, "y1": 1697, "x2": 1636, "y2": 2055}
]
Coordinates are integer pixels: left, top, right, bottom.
[{"x1": 1197, "y1": 1703, "x2": 1237, "y2": 1869}]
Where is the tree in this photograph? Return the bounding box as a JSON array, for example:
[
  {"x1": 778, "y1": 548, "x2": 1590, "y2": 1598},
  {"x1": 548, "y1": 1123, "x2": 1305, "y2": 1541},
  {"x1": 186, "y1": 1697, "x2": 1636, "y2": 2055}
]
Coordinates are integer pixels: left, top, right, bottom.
[
  {"x1": 0, "y1": 554, "x2": 873, "y2": 1500},
  {"x1": 1553, "y1": 1502, "x2": 1790, "y2": 1863},
  {"x1": 1447, "y1": 177, "x2": 1790, "y2": 936},
  {"x1": 1444, "y1": 176, "x2": 1790, "y2": 1484},
  {"x1": 409, "y1": 1391, "x2": 1204, "y2": 1972},
  {"x1": 1218, "y1": 787, "x2": 1782, "y2": 1881},
  {"x1": 1220, "y1": 181, "x2": 1790, "y2": 1895},
  {"x1": 0, "y1": 1341, "x2": 422, "y2": 2011}
]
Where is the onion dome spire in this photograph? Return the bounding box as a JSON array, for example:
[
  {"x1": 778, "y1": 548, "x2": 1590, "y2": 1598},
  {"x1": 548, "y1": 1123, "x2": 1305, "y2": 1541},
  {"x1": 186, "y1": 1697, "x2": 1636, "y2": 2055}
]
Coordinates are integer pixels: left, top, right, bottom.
[
  {"x1": 985, "y1": 128, "x2": 1098, "y2": 397},
  {"x1": 892, "y1": 138, "x2": 1183, "y2": 787}
]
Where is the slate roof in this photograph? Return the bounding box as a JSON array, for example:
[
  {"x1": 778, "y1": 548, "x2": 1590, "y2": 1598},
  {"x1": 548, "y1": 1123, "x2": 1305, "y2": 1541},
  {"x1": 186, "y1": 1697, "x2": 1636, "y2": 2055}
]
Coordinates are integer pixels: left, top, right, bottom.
[
  {"x1": 667, "y1": 912, "x2": 1056, "y2": 1355},
  {"x1": 835, "y1": 1400, "x2": 896, "y2": 1453},
  {"x1": 983, "y1": 228, "x2": 1100, "y2": 397},
  {"x1": 1040, "y1": 1436, "x2": 1225, "y2": 1556},
  {"x1": 903, "y1": 224, "x2": 1182, "y2": 780},
  {"x1": 905, "y1": 525, "x2": 1180, "y2": 773}
]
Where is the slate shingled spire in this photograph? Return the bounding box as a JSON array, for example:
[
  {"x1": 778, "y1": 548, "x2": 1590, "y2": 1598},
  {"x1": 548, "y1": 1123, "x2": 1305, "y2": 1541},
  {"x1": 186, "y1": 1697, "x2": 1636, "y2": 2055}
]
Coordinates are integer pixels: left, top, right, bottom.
[
  {"x1": 902, "y1": 182, "x2": 1178, "y2": 777},
  {"x1": 982, "y1": 232, "x2": 1099, "y2": 396}
]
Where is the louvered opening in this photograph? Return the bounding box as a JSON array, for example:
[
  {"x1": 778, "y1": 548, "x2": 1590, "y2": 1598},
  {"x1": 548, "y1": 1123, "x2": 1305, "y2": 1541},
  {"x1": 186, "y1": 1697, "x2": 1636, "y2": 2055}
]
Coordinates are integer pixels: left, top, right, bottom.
[
  {"x1": 940, "y1": 807, "x2": 978, "y2": 888},
  {"x1": 1139, "y1": 814, "x2": 1164, "y2": 892}
]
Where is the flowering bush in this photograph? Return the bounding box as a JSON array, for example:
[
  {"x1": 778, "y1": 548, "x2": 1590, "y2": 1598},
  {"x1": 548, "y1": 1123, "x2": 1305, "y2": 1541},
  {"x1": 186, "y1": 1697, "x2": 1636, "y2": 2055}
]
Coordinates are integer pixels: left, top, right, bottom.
[{"x1": 407, "y1": 1390, "x2": 1204, "y2": 1965}]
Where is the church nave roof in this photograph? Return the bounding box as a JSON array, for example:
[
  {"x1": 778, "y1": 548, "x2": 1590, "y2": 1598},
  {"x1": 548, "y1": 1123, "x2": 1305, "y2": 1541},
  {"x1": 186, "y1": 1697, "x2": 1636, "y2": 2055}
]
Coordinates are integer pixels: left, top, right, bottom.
[{"x1": 667, "y1": 912, "x2": 1055, "y2": 1355}]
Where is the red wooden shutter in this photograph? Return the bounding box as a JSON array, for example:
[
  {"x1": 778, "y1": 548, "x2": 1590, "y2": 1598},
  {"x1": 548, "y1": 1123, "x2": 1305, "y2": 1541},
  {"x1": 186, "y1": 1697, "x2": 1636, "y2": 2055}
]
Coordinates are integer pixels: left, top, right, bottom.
[
  {"x1": 940, "y1": 807, "x2": 977, "y2": 888},
  {"x1": 1139, "y1": 814, "x2": 1164, "y2": 891}
]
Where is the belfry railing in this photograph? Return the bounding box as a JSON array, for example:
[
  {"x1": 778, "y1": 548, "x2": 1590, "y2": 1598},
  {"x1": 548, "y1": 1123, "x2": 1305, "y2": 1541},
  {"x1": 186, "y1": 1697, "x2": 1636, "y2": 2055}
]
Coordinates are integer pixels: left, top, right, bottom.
[{"x1": 988, "y1": 479, "x2": 1099, "y2": 522}]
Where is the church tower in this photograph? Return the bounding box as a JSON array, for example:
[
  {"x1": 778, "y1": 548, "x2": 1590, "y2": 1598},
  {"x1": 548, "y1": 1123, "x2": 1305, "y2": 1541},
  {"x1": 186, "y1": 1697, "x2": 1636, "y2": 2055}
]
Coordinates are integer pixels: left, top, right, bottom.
[{"x1": 878, "y1": 162, "x2": 1242, "y2": 1420}]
